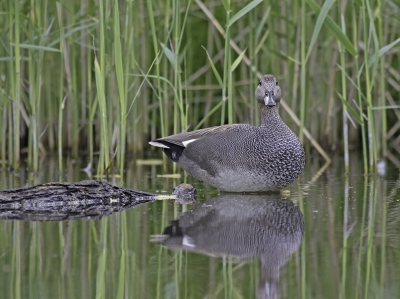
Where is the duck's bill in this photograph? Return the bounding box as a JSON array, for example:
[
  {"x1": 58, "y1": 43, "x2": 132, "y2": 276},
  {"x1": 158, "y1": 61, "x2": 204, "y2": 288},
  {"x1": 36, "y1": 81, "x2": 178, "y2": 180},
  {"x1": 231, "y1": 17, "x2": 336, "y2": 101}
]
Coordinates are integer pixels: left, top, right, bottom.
[{"x1": 264, "y1": 94, "x2": 276, "y2": 107}]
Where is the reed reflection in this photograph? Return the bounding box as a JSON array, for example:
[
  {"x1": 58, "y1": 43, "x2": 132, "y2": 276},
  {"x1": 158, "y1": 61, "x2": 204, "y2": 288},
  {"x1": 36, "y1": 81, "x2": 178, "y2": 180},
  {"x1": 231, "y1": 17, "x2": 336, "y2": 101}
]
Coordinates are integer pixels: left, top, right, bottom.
[{"x1": 152, "y1": 194, "x2": 304, "y2": 299}]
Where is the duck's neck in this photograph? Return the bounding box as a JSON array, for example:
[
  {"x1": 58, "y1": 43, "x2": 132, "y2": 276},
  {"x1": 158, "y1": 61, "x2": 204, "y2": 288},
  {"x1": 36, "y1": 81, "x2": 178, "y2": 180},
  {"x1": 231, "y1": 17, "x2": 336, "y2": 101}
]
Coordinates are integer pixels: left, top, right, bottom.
[{"x1": 259, "y1": 102, "x2": 281, "y2": 127}]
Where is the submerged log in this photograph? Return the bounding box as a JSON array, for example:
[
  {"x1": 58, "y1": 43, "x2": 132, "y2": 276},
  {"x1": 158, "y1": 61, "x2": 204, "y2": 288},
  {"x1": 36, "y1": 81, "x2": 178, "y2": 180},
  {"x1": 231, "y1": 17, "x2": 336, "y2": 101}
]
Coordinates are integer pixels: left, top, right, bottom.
[{"x1": 0, "y1": 180, "x2": 172, "y2": 221}]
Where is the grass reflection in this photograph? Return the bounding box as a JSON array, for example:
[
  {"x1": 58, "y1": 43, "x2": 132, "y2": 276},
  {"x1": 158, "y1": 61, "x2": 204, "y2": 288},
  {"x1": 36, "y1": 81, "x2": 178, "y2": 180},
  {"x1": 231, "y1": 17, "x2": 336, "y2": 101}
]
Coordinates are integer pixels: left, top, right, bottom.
[{"x1": 1, "y1": 156, "x2": 400, "y2": 298}]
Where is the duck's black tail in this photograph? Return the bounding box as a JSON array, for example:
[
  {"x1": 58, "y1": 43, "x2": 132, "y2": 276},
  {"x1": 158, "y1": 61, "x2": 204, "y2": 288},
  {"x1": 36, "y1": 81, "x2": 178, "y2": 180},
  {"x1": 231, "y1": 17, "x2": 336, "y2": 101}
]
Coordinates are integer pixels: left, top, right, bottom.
[{"x1": 157, "y1": 142, "x2": 184, "y2": 162}]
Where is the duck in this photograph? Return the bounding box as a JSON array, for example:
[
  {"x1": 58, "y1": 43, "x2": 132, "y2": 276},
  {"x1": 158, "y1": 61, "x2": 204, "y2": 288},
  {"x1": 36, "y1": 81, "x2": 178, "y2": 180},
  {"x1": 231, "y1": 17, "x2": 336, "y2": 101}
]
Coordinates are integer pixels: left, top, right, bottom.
[{"x1": 149, "y1": 74, "x2": 305, "y2": 192}]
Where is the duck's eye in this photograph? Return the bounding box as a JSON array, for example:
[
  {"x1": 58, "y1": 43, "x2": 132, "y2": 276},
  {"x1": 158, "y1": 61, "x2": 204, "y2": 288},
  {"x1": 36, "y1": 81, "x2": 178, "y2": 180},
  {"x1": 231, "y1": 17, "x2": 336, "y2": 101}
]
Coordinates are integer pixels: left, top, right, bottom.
[
  {"x1": 276, "y1": 81, "x2": 278, "y2": 85},
  {"x1": 258, "y1": 80, "x2": 261, "y2": 86}
]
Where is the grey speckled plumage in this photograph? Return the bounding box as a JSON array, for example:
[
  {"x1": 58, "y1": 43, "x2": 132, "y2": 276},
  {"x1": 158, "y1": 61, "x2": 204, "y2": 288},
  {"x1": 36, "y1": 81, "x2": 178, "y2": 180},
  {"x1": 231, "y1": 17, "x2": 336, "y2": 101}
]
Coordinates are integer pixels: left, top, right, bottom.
[{"x1": 149, "y1": 74, "x2": 305, "y2": 192}]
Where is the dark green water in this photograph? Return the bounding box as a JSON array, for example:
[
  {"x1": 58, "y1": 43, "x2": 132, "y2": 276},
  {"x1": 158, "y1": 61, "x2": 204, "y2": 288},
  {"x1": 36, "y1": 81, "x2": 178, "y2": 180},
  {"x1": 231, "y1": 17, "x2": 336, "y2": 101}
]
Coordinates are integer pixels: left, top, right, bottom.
[{"x1": 0, "y1": 154, "x2": 399, "y2": 299}]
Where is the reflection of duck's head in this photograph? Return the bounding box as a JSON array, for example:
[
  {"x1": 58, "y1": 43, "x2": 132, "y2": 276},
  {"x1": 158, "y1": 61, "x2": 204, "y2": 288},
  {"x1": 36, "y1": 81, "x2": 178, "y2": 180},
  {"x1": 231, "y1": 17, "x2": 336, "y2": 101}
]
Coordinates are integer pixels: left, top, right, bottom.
[{"x1": 151, "y1": 194, "x2": 304, "y2": 299}]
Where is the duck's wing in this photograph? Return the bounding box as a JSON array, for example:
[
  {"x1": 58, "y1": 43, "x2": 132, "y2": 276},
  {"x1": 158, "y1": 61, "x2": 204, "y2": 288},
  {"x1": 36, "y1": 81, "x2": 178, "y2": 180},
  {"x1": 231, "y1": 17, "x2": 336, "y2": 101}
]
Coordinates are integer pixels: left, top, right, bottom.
[{"x1": 149, "y1": 124, "x2": 249, "y2": 148}]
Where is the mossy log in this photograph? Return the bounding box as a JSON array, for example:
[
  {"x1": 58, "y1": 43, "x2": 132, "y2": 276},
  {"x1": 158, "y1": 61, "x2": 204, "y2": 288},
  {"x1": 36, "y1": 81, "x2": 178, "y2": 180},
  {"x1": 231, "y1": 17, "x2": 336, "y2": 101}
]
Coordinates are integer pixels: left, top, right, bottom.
[{"x1": 0, "y1": 180, "x2": 159, "y2": 221}]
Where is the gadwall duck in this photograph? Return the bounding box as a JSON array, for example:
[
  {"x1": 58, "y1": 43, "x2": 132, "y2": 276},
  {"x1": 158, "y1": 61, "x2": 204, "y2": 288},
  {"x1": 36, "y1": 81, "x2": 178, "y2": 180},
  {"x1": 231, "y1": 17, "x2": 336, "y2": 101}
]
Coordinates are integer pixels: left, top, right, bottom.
[{"x1": 149, "y1": 74, "x2": 305, "y2": 192}]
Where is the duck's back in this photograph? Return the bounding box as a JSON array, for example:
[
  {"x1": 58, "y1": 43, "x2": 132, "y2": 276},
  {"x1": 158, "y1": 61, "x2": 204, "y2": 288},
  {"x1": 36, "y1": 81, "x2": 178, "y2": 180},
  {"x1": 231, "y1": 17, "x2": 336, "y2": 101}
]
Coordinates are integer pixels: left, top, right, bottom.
[{"x1": 179, "y1": 123, "x2": 305, "y2": 192}]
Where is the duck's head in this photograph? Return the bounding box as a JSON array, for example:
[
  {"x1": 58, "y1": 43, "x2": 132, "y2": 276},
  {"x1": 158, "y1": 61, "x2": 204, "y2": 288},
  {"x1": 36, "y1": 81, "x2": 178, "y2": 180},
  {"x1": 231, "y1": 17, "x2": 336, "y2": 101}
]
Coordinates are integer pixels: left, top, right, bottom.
[{"x1": 255, "y1": 74, "x2": 281, "y2": 107}]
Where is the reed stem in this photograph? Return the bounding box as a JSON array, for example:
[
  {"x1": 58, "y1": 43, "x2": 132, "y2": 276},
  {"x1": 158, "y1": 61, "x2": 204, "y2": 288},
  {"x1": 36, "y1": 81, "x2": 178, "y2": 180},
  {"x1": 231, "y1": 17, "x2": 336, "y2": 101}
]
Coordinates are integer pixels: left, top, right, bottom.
[
  {"x1": 352, "y1": 5, "x2": 368, "y2": 174},
  {"x1": 299, "y1": 0, "x2": 306, "y2": 143},
  {"x1": 13, "y1": 0, "x2": 21, "y2": 171},
  {"x1": 361, "y1": 0, "x2": 377, "y2": 171},
  {"x1": 377, "y1": 1, "x2": 387, "y2": 157},
  {"x1": 56, "y1": 2, "x2": 64, "y2": 172},
  {"x1": 339, "y1": 0, "x2": 349, "y2": 173},
  {"x1": 114, "y1": 0, "x2": 127, "y2": 177}
]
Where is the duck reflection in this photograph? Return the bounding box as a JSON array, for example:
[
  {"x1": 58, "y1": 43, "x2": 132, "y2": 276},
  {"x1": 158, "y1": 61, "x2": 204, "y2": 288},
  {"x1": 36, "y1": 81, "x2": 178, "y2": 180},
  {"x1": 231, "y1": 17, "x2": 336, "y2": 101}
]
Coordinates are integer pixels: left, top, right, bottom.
[{"x1": 152, "y1": 194, "x2": 304, "y2": 299}]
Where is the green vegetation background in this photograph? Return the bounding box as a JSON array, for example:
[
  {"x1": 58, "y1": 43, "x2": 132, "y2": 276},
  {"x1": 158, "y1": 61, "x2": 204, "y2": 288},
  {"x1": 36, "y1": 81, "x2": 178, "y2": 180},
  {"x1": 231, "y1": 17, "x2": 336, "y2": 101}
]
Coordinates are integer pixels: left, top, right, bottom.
[{"x1": 1, "y1": 0, "x2": 399, "y2": 174}]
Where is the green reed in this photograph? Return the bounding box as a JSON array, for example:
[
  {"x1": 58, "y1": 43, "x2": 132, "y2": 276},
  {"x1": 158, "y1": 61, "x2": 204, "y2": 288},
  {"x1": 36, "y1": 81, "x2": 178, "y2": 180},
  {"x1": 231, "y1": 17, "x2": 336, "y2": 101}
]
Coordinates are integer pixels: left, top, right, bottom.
[
  {"x1": 378, "y1": 34, "x2": 387, "y2": 158},
  {"x1": 56, "y1": 2, "x2": 64, "y2": 172},
  {"x1": 94, "y1": 57, "x2": 109, "y2": 174},
  {"x1": 352, "y1": 4, "x2": 368, "y2": 174},
  {"x1": 13, "y1": 0, "x2": 21, "y2": 171},
  {"x1": 113, "y1": 0, "x2": 127, "y2": 176},
  {"x1": 299, "y1": 0, "x2": 306, "y2": 143},
  {"x1": 0, "y1": 0, "x2": 399, "y2": 174},
  {"x1": 146, "y1": 0, "x2": 165, "y2": 140},
  {"x1": 94, "y1": 0, "x2": 111, "y2": 175},
  {"x1": 221, "y1": 0, "x2": 231, "y2": 125},
  {"x1": 338, "y1": 0, "x2": 349, "y2": 173},
  {"x1": 1, "y1": 101, "x2": 5, "y2": 168},
  {"x1": 362, "y1": 0, "x2": 378, "y2": 171}
]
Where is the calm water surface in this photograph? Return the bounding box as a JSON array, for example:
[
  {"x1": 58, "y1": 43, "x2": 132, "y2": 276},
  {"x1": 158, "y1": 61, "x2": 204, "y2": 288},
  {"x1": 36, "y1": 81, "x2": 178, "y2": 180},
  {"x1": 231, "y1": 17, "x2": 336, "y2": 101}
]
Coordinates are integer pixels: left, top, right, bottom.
[{"x1": 0, "y1": 154, "x2": 399, "y2": 299}]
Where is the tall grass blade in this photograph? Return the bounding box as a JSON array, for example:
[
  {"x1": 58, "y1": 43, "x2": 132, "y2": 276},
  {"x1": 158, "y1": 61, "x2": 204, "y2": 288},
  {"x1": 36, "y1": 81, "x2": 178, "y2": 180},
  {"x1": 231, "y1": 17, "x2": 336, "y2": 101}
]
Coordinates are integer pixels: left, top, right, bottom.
[
  {"x1": 13, "y1": 0, "x2": 21, "y2": 170},
  {"x1": 351, "y1": 5, "x2": 368, "y2": 173},
  {"x1": 336, "y1": 64, "x2": 366, "y2": 99},
  {"x1": 114, "y1": 0, "x2": 127, "y2": 176},
  {"x1": 366, "y1": 5, "x2": 380, "y2": 92},
  {"x1": 369, "y1": 37, "x2": 400, "y2": 65},
  {"x1": 337, "y1": 93, "x2": 363, "y2": 125},
  {"x1": 361, "y1": 0, "x2": 377, "y2": 170},
  {"x1": 177, "y1": 0, "x2": 193, "y2": 52},
  {"x1": 194, "y1": 101, "x2": 223, "y2": 130},
  {"x1": 221, "y1": 0, "x2": 229, "y2": 12},
  {"x1": 338, "y1": 2, "x2": 350, "y2": 173},
  {"x1": 230, "y1": 48, "x2": 246, "y2": 73},
  {"x1": 47, "y1": 22, "x2": 98, "y2": 48},
  {"x1": 202, "y1": 47, "x2": 223, "y2": 87},
  {"x1": 299, "y1": 0, "x2": 307, "y2": 142},
  {"x1": 227, "y1": 0, "x2": 263, "y2": 28},
  {"x1": 305, "y1": 0, "x2": 357, "y2": 56},
  {"x1": 56, "y1": 1, "x2": 64, "y2": 172},
  {"x1": 17, "y1": 44, "x2": 60, "y2": 52},
  {"x1": 305, "y1": 0, "x2": 336, "y2": 63},
  {"x1": 221, "y1": 0, "x2": 231, "y2": 125},
  {"x1": 146, "y1": 0, "x2": 165, "y2": 141},
  {"x1": 372, "y1": 105, "x2": 400, "y2": 110},
  {"x1": 255, "y1": 29, "x2": 269, "y2": 55},
  {"x1": 255, "y1": 6, "x2": 271, "y2": 38},
  {"x1": 160, "y1": 43, "x2": 176, "y2": 69},
  {"x1": 94, "y1": 57, "x2": 109, "y2": 174}
]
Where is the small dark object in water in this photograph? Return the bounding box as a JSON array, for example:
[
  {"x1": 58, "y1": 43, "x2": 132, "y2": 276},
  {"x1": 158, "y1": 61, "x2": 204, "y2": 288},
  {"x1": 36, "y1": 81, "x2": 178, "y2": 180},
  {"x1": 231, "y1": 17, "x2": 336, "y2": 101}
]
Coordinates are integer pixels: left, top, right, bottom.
[{"x1": 172, "y1": 183, "x2": 196, "y2": 204}]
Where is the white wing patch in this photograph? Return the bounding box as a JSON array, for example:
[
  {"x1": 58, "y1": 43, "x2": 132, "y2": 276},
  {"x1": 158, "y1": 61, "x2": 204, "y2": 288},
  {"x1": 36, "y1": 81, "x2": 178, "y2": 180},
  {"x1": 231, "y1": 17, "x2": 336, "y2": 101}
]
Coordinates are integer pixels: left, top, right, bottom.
[
  {"x1": 182, "y1": 139, "x2": 197, "y2": 147},
  {"x1": 182, "y1": 235, "x2": 195, "y2": 247},
  {"x1": 148, "y1": 141, "x2": 170, "y2": 148}
]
